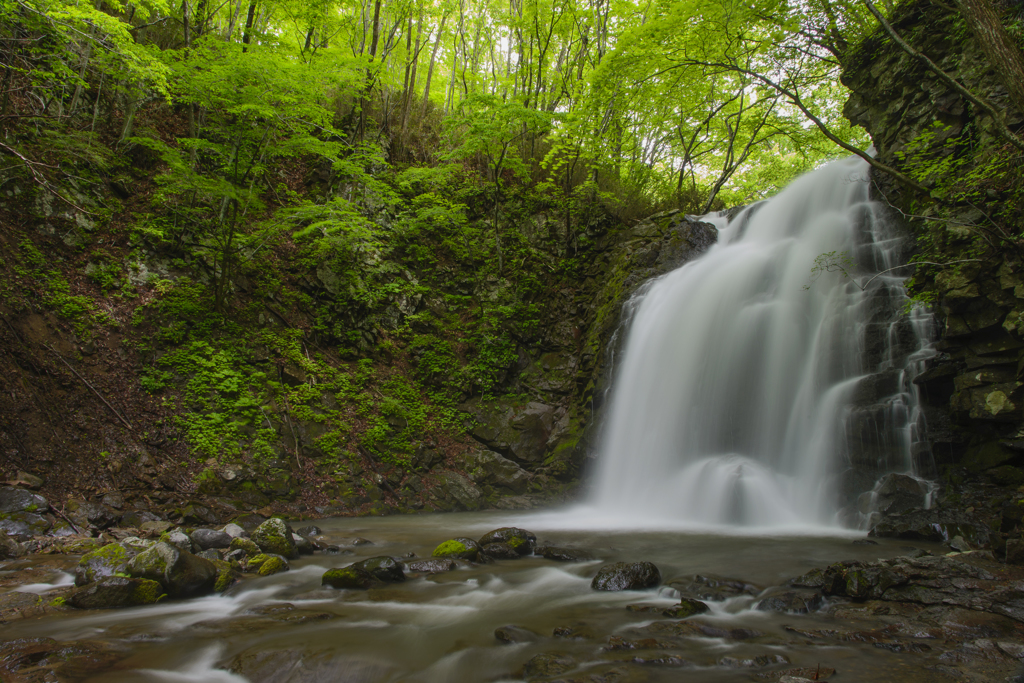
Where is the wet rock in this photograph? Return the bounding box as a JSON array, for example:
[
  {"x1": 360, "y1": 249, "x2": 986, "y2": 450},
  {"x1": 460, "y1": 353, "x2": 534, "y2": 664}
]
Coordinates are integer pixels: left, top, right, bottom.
[
  {"x1": 180, "y1": 503, "x2": 219, "y2": 526},
  {"x1": 0, "y1": 486, "x2": 49, "y2": 514},
  {"x1": 522, "y1": 652, "x2": 577, "y2": 678},
  {"x1": 191, "y1": 528, "x2": 233, "y2": 550},
  {"x1": 432, "y1": 537, "x2": 481, "y2": 561},
  {"x1": 120, "y1": 510, "x2": 162, "y2": 528},
  {"x1": 719, "y1": 654, "x2": 789, "y2": 668},
  {"x1": 755, "y1": 588, "x2": 824, "y2": 614},
  {"x1": 0, "y1": 534, "x2": 22, "y2": 559},
  {"x1": 870, "y1": 506, "x2": 989, "y2": 545},
  {"x1": 495, "y1": 625, "x2": 540, "y2": 643},
  {"x1": 605, "y1": 635, "x2": 671, "y2": 650},
  {"x1": 321, "y1": 565, "x2": 382, "y2": 590},
  {"x1": 354, "y1": 556, "x2": 405, "y2": 583},
  {"x1": 458, "y1": 450, "x2": 531, "y2": 494},
  {"x1": 251, "y1": 518, "x2": 298, "y2": 559},
  {"x1": 229, "y1": 647, "x2": 396, "y2": 682},
  {"x1": 0, "y1": 512, "x2": 51, "y2": 541},
  {"x1": 478, "y1": 527, "x2": 536, "y2": 554},
  {"x1": 482, "y1": 542, "x2": 522, "y2": 559},
  {"x1": 126, "y1": 542, "x2": 219, "y2": 598},
  {"x1": 948, "y1": 535, "x2": 972, "y2": 552},
  {"x1": 874, "y1": 473, "x2": 929, "y2": 514},
  {"x1": 591, "y1": 561, "x2": 661, "y2": 591},
  {"x1": 161, "y1": 529, "x2": 196, "y2": 553},
  {"x1": 197, "y1": 549, "x2": 222, "y2": 561},
  {"x1": 631, "y1": 655, "x2": 694, "y2": 666},
  {"x1": 224, "y1": 548, "x2": 248, "y2": 564},
  {"x1": 293, "y1": 533, "x2": 314, "y2": 554},
  {"x1": 247, "y1": 553, "x2": 289, "y2": 576},
  {"x1": 535, "y1": 546, "x2": 594, "y2": 562},
  {"x1": 230, "y1": 536, "x2": 261, "y2": 558},
  {"x1": 69, "y1": 576, "x2": 164, "y2": 609},
  {"x1": 766, "y1": 667, "x2": 836, "y2": 680},
  {"x1": 222, "y1": 523, "x2": 247, "y2": 538},
  {"x1": 296, "y1": 525, "x2": 322, "y2": 537},
  {"x1": 671, "y1": 573, "x2": 760, "y2": 600},
  {"x1": 406, "y1": 558, "x2": 458, "y2": 573},
  {"x1": 662, "y1": 597, "x2": 709, "y2": 618},
  {"x1": 428, "y1": 472, "x2": 482, "y2": 511},
  {"x1": 75, "y1": 542, "x2": 139, "y2": 586},
  {"x1": 461, "y1": 399, "x2": 558, "y2": 464},
  {"x1": 0, "y1": 636, "x2": 129, "y2": 680}
]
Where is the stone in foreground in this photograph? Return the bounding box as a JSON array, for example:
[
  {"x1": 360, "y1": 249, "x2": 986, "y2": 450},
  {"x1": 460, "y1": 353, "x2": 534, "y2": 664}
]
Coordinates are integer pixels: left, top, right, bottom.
[{"x1": 591, "y1": 561, "x2": 661, "y2": 591}]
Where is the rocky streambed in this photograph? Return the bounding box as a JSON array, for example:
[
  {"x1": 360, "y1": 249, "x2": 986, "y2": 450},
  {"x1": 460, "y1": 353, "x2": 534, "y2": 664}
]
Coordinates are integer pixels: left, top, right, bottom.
[{"x1": 1, "y1": 505, "x2": 1023, "y2": 683}]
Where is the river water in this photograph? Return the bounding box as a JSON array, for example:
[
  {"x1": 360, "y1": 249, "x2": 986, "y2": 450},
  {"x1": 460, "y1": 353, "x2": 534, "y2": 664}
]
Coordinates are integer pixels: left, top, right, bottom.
[{"x1": 3, "y1": 510, "x2": 944, "y2": 682}]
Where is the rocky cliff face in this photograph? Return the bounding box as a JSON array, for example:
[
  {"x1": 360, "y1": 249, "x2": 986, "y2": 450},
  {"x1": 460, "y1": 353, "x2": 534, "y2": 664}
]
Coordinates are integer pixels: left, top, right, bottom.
[{"x1": 841, "y1": 0, "x2": 1024, "y2": 545}]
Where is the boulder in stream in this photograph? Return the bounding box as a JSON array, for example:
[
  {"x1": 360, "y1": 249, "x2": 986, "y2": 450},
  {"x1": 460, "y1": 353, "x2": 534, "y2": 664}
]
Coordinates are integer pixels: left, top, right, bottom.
[
  {"x1": 126, "y1": 541, "x2": 219, "y2": 598},
  {"x1": 663, "y1": 598, "x2": 710, "y2": 618},
  {"x1": 535, "y1": 546, "x2": 594, "y2": 562},
  {"x1": 755, "y1": 588, "x2": 824, "y2": 614},
  {"x1": 251, "y1": 518, "x2": 299, "y2": 559},
  {"x1": 431, "y1": 537, "x2": 481, "y2": 561},
  {"x1": 322, "y1": 566, "x2": 381, "y2": 590},
  {"x1": 230, "y1": 537, "x2": 261, "y2": 558},
  {"x1": 481, "y1": 543, "x2": 522, "y2": 560},
  {"x1": 0, "y1": 512, "x2": 51, "y2": 541},
  {"x1": 591, "y1": 562, "x2": 661, "y2": 591},
  {"x1": 477, "y1": 527, "x2": 536, "y2": 555},
  {"x1": 75, "y1": 542, "x2": 139, "y2": 586},
  {"x1": 405, "y1": 558, "x2": 458, "y2": 573},
  {"x1": 69, "y1": 576, "x2": 164, "y2": 609},
  {"x1": 247, "y1": 553, "x2": 289, "y2": 576}
]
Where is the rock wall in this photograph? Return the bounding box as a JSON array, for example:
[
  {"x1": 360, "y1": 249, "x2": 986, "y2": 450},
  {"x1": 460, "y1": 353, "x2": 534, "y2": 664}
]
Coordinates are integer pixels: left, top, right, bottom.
[{"x1": 840, "y1": 0, "x2": 1024, "y2": 543}]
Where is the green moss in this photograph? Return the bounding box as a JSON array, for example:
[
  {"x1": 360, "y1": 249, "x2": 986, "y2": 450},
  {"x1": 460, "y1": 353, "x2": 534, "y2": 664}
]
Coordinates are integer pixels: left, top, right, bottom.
[
  {"x1": 130, "y1": 579, "x2": 165, "y2": 605},
  {"x1": 506, "y1": 536, "x2": 525, "y2": 549},
  {"x1": 48, "y1": 596, "x2": 67, "y2": 607},
  {"x1": 247, "y1": 553, "x2": 270, "y2": 570},
  {"x1": 432, "y1": 540, "x2": 468, "y2": 557},
  {"x1": 257, "y1": 556, "x2": 288, "y2": 576},
  {"x1": 229, "y1": 537, "x2": 261, "y2": 558},
  {"x1": 82, "y1": 543, "x2": 130, "y2": 565}
]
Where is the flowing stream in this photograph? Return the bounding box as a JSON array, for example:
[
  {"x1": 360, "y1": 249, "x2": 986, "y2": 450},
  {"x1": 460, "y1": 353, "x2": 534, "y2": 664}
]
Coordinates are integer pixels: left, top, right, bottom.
[
  {"x1": 0, "y1": 159, "x2": 944, "y2": 682},
  {"x1": 584, "y1": 156, "x2": 933, "y2": 530}
]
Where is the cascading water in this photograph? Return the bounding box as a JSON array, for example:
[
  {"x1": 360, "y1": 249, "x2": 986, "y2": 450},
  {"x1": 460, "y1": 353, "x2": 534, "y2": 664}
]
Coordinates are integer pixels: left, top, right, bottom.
[{"x1": 585, "y1": 157, "x2": 934, "y2": 530}]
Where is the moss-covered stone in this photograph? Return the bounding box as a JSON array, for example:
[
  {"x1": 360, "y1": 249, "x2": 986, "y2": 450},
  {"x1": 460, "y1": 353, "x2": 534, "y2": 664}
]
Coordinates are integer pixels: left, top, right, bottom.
[
  {"x1": 69, "y1": 577, "x2": 164, "y2": 609},
  {"x1": 477, "y1": 527, "x2": 536, "y2": 555},
  {"x1": 321, "y1": 565, "x2": 381, "y2": 589},
  {"x1": 126, "y1": 541, "x2": 219, "y2": 598},
  {"x1": 229, "y1": 536, "x2": 261, "y2": 558},
  {"x1": 250, "y1": 518, "x2": 298, "y2": 559},
  {"x1": 75, "y1": 543, "x2": 138, "y2": 587},
  {"x1": 431, "y1": 537, "x2": 480, "y2": 560}
]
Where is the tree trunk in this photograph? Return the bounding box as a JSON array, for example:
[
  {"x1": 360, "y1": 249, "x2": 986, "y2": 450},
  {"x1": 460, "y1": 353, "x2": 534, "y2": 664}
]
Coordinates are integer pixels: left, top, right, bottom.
[
  {"x1": 421, "y1": 14, "x2": 447, "y2": 114},
  {"x1": 241, "y1": 0, "x2": 257, "y2": 50},
  {"x1": 953, "y1": 0, "x2": 1024, "y2": 114}
]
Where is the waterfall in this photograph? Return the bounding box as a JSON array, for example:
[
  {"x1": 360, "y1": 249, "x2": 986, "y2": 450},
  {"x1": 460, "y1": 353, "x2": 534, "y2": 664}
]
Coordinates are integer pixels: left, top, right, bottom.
[{"x1": 586, "y1": 157, "x2": 934, "y2": 530}]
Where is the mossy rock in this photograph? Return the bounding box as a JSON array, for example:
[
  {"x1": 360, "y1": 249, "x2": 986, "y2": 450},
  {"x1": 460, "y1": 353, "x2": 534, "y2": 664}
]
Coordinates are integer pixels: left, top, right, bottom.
[
  {"x1": 251, "y1": 518, "x2": 298, "y2": 560},
  {"x1": 68, "y1": 577, "x2": 164, "y2": 609},
  {"x1": 662, "y1": 598, "x2": 709, "y2": 618},
  {"x1": 351, "y1": 556, "x2": 405, "y2": 583},
  {"x1": 126, "y1": 542, "x2": 219, "y2": 598},
  {"x1": 321, "y1": 566, "x2": 382, "y2": 590},
  {"x1": 477, "y1": 527, "x2": 536, "y2": 555},
  {"x1": 229, "y1": 537, "x2": 261, "y2": 558},
  {"x1": 431, "y1": 537, "x2": 480, "y2": 561},
  {"x1": 247, "y1": 553, "x2": 289, "y2": 577},
  {"x1": 212, "y1": 559, "x2": 241, "y2": 591},
  {"x1": 74, "y1": 542, "x2": 138, "y2": 587}
]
